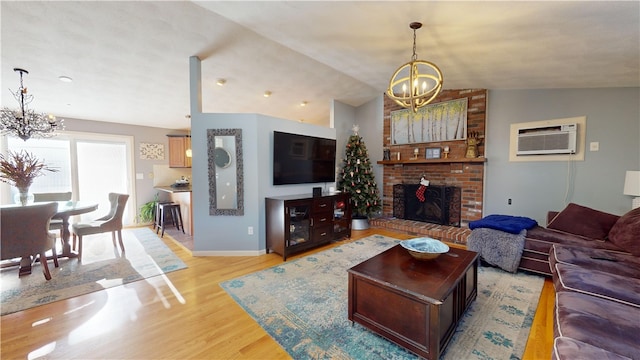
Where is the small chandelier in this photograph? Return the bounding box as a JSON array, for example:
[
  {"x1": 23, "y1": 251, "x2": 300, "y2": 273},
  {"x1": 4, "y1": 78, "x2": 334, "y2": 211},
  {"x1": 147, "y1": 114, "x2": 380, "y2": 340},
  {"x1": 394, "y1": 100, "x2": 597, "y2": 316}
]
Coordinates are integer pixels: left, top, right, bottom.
[
  {"x1": 387, "y1": 22, "x2": 443, "y2": 112},
  {"x1": 1, "y1": 68, "x2": 64, "y2": 141}
]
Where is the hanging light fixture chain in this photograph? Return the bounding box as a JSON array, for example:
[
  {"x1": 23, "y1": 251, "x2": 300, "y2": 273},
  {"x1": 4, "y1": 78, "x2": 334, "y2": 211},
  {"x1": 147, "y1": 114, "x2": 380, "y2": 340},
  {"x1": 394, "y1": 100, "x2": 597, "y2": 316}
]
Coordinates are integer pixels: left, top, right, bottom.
[
  {"x1": 412, "y1": 27, "x2": 418, "y2": 61},
  {"x1": 18, "y1": 69, "x2": 27, "y2": 120}
]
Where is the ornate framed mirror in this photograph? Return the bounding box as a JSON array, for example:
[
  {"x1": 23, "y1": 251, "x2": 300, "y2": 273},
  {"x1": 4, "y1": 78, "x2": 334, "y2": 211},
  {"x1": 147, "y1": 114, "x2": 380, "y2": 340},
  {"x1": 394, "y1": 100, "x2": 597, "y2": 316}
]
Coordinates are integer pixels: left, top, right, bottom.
[{"x1": 207, "y1": 128, "x2": 243, "y2": 216}]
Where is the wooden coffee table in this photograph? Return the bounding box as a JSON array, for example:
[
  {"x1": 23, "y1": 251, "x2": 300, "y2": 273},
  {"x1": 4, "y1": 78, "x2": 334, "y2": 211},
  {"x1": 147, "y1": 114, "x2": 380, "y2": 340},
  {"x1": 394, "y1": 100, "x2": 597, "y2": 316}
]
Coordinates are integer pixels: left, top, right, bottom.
[{"x1": 348, "y1": 244, "x2": 478, "y2": 359}]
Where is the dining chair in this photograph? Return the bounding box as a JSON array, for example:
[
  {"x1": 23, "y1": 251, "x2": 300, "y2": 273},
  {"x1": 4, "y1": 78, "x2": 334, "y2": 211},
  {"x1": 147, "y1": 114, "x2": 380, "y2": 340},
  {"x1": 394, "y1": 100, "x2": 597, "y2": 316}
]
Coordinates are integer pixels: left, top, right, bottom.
[
  {"x1": 71, "y1": 193, "x2": 129, "y2": 261},
  {"x1": 33, "y1": 192, "x2": 73, "y2": 202},
  {"x1": 1, "y1": 202, "x2": 60, "y2": 280},
  {"x1": 33, "y1": 192, "x2": 73, "y2": 242}
]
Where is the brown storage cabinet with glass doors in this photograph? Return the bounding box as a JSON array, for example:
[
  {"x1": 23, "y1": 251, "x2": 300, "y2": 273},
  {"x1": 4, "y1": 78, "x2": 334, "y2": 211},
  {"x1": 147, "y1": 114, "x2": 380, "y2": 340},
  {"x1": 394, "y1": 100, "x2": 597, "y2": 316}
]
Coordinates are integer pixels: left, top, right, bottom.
[{"x1": 266, "y1": 193, "x2": 351, "y2": 260}]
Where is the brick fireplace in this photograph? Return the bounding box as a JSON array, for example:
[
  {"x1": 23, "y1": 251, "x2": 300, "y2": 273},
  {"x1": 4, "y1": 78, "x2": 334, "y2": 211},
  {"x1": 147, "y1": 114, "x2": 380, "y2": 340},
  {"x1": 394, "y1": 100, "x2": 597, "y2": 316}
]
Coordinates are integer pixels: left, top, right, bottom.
[
  {"x1": 372, "y1": 89, "x2": 487, "y2": 244},
  {"x1": 393, "y1": 184, "x2": 461, "y2": 226}
]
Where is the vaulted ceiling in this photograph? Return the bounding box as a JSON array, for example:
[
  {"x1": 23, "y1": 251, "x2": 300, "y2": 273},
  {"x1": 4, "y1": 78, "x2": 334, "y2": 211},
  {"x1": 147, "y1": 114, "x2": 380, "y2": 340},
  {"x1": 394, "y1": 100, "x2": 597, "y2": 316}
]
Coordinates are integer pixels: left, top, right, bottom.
[{"x1": 2, "y1": 1, "x2": 638, "y2": 129}]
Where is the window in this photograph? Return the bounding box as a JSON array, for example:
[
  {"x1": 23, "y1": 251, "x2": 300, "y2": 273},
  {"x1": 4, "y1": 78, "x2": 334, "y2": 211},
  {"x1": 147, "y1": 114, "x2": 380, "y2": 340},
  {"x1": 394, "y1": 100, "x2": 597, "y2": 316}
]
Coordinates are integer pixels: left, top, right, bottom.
[{"x1": 3, "y1": 131, "x2": 136, "y2": 225}]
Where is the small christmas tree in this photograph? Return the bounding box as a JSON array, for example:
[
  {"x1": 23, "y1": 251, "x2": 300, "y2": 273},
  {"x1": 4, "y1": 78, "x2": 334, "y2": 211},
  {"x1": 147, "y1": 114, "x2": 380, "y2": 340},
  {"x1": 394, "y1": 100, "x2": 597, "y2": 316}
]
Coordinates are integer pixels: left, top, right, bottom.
[{"x1": 338, "y1": 125, "x2": 381, "y2": 218}]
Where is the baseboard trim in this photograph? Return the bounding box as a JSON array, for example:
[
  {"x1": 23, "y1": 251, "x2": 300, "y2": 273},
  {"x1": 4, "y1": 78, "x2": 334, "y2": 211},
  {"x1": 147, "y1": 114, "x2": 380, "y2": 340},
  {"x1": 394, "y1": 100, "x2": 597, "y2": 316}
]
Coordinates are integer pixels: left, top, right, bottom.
[{"x1": 192, "y1": 249, "x2": 267, "y2": 257}]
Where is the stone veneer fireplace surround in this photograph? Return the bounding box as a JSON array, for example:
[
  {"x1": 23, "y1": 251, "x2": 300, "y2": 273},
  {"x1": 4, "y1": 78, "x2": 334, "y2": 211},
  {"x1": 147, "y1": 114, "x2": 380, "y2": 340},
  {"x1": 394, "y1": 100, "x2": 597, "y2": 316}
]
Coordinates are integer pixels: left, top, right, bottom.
[{"x1": 379, "y1": 89, "x2": 487, "y2": 227}]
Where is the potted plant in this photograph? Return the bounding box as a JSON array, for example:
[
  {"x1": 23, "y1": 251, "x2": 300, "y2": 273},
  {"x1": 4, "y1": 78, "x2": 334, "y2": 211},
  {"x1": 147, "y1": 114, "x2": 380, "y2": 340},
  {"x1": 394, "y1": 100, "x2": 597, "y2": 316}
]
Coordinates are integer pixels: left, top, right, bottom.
[
  {"x1": 0, "y1": 150, "x2": 57, "y2": 205},
  {"x1": 139, "y1": 193, "x2": 159, "y2": 225}
]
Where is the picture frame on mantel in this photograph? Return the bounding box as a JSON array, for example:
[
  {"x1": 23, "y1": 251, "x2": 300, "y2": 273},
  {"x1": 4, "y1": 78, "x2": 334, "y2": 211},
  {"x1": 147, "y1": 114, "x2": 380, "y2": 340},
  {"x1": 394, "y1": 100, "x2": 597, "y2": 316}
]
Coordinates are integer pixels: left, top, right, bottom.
[
  {"x1": 391, "y1": 98, "x2": 468, "y2": 145},
  {"x1": 425, "y1": 147, "x2": 441, "y2": 159}
]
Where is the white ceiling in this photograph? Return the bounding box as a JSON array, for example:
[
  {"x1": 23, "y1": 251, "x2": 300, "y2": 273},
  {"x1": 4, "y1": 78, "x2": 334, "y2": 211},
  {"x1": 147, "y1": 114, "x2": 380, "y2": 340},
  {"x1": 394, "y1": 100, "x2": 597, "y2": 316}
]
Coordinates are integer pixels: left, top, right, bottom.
[{"x1": 2, "y1": 1, "x2": 638, "y2": 130}]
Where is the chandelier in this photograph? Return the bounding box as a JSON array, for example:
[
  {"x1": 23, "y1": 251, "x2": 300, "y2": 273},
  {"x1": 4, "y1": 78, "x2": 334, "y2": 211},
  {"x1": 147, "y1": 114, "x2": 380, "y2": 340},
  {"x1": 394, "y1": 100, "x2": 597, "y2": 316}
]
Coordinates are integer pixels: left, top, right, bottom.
[
  {"x1": 387, "y1": 22, "x2": 443, "y2": 112},
  {"x1": 1, "y1": 68, "x2": 64, "y2": 141}
]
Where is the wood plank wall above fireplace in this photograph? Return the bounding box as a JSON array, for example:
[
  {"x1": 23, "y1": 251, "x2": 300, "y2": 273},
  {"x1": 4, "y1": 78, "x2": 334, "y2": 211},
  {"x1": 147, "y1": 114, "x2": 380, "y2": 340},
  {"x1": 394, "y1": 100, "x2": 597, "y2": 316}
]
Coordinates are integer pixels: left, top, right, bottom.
[{"x1": 381, "y1": 89, "x2": 487, "y2": 226}]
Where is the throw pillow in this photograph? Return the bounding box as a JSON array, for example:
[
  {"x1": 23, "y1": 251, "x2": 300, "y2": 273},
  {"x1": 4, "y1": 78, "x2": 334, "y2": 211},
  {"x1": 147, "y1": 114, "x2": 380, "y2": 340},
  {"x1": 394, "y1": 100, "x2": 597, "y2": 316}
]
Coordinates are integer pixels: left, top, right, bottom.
[
  {"x1": 547, "y1": 203, "x2": 619, "y2": 240},
  {"x1": 608, "y1": 207, "x2": 640, "y2": 256}
]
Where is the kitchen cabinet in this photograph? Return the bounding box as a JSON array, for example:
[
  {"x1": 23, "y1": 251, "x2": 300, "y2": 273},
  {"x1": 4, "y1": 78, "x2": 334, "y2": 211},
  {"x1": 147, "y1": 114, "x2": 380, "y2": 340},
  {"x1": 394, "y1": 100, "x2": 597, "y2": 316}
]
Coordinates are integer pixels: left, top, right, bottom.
[
  {"x1": 265, "y1": 192, "x2": 351, "y2": 260},
  {"x1": 167, "y1": 135, "x2": 191, "y2": 168}
]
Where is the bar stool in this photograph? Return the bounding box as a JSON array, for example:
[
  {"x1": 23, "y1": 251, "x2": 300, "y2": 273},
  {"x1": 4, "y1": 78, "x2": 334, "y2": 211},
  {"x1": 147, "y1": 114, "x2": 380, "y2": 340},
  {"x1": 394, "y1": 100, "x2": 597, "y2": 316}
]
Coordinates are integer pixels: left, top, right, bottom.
[
  {"x1": 156, "y1": 202, "x2": 184, "y2": 237},
  {"x1": 154, "y1": 201, "x2": 173, "y2": 230}
]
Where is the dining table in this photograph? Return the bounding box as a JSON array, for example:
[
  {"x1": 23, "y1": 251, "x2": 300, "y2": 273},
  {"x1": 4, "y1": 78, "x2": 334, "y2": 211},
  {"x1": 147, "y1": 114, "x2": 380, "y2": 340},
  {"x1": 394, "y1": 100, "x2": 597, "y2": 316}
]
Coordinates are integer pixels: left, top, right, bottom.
[{"x1": 4, "y1": 201, "x2": 99, "y2": 276}]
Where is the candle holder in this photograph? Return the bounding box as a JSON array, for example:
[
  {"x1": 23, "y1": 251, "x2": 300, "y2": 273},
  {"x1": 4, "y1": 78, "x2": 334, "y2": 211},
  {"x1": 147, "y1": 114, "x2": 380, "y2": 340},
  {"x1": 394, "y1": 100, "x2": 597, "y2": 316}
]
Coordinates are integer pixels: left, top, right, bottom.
[
  {"x1": 443, "y1": 146, "x2": 450, "y2": 159},
  {"x1": 413, "y1": 148, "x2": 420, "y2": 160}
]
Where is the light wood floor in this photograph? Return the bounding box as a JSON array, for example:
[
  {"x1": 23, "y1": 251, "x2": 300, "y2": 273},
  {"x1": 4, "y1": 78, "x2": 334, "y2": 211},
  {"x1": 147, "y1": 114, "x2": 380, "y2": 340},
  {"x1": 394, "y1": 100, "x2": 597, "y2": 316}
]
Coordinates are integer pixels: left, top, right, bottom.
[{"x1": 1, "y1": 228, "x2": 554, "y2": 359}]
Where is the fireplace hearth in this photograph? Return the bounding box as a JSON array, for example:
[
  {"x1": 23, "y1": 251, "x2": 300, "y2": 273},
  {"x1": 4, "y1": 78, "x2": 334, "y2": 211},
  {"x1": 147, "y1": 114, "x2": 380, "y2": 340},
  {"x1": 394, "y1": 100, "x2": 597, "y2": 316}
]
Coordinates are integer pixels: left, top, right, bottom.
[{"x1": 393, "y1": 184, "x2": 461, "y2": 226}]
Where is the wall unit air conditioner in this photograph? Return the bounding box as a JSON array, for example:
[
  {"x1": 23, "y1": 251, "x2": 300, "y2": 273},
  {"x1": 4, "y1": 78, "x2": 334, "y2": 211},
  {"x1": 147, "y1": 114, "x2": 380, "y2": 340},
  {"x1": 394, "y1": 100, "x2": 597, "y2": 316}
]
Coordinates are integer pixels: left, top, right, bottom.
[{"x1": 516, "y1": 123, "x2": 577, "y2": 155}]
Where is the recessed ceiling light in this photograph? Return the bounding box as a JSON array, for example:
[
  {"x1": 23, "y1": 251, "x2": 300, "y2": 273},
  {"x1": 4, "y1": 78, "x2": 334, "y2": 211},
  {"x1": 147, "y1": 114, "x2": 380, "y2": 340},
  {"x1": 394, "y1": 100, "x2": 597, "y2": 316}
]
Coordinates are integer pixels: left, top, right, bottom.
[
  {"x1": 264, "y1": 91, "x2": 272, "y2": 98},
  {"x1": 216, "y1": 79, "x2": 226, "y2": 86},
  {"x1": 58, "y1": 76, "x2": 73, "y2": 83},
  {"x1": 300, "y1": 101, "x2": 308, "y2": 107}
]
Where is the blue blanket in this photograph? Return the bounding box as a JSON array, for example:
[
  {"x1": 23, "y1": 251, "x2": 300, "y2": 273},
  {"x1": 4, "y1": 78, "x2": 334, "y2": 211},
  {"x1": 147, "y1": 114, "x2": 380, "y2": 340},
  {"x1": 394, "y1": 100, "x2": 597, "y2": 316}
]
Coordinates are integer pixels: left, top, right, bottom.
[{"x1": 469, "y1": 214, "x2": 538, "y2": 234}]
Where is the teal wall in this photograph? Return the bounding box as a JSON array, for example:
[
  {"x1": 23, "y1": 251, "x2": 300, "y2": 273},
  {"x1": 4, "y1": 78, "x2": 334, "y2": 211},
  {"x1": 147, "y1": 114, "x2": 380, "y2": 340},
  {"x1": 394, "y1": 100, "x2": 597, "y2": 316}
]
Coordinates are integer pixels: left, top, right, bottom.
[
  {"x1": 190, "y1": 113, "x2": 339, "y2": 254},
  {"x1": 354, "y1": 95, "x2": 385, "y2": 213},
  {"x1": 484, "y1": 88, "x2": 639, "y2": 223}
]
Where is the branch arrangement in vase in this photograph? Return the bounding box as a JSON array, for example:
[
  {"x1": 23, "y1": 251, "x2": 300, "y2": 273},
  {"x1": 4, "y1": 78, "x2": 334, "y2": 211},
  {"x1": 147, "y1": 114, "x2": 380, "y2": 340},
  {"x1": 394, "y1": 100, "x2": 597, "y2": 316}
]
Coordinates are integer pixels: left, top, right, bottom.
[{"x1": 0, "y1": 150, "x2": 58, "y2": 204}]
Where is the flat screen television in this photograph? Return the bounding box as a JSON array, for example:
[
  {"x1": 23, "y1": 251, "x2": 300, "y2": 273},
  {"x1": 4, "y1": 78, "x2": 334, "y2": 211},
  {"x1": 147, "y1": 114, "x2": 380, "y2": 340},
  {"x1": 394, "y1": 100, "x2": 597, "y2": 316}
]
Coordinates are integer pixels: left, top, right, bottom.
[{"x1": 273, "y1": 131, "x2": 337, "y2": 185}]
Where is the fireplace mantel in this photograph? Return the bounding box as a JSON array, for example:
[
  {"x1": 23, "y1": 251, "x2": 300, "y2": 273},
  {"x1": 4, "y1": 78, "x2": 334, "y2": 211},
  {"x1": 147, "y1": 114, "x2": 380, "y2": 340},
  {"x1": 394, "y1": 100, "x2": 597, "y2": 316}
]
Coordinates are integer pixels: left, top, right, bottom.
[{"x1": 377, "y1": 157, "x2": 486, "y2": 165}]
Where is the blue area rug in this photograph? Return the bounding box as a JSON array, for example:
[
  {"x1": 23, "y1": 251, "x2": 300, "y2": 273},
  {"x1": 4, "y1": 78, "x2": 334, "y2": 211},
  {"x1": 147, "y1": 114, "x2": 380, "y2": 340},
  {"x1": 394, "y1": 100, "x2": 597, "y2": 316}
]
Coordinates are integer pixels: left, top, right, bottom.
[
  {"x1": 221, "y1": 235, "x2": 544, "y2": 359},
  {"x1": 1, "y1": 227, "x2": 187, "y2": 315}
]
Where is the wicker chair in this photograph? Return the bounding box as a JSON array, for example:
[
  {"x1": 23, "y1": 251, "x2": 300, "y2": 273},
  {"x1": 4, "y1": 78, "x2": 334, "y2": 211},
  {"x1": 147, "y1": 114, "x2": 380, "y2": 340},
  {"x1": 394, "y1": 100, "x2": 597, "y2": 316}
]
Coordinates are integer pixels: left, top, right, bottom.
[
  {"x1": 71, "y1": 193, "x2": 129, "y2": 261},
  {"x1": 1, "y1": 202, "x2": 59, "y2": 280}
]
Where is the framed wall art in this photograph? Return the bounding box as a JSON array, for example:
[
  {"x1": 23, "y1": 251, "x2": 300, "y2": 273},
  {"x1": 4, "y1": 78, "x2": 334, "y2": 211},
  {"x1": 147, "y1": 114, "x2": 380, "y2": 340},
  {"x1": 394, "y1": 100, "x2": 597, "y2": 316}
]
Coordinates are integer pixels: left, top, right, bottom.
[
  {"x1": 139, "y1": 143, "x2": 165, "y2": 160},
  {"x1": 425, "y1": 147, "x2": 441, "y2": 159},
  {"x1": 391, "y1": 98, "x2": 468, "y2": 145}
]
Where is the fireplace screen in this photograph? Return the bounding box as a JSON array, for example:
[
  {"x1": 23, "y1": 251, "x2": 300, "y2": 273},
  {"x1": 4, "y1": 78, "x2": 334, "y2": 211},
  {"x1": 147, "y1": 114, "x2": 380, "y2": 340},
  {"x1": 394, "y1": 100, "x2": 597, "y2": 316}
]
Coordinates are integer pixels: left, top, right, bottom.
[{"x1": 393, "y1": 184, "x2": 461, "y2": 226}]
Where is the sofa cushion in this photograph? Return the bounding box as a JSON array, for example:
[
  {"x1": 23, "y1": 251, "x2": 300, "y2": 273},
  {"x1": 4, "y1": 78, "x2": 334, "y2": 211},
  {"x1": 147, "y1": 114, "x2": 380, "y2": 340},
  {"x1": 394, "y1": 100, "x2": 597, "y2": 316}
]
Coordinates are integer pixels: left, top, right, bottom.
[
  {"x1": 547, "y1": 203, "x2": 619, "y2": 240},
  {"x1": 549, "y1": 245, "x2": 640, "y2": 278},
  {"x1": 608, "y1": 207, "x2": 640, "y2": 256},
  {"x1": 555, "y1": 292, "x2": 640, "y2": 359},
  {"x1": 554, "y1": 263, "x2": 640, "y2": 308},
  {"x1": 553, "y1": 337, "x2": 632, "y2": 360}
]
